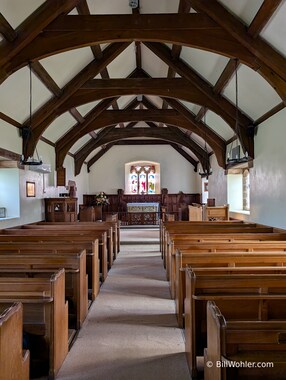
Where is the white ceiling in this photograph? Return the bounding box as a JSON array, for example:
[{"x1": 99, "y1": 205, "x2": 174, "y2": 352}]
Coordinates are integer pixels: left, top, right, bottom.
[{"x1": 0, "y1": 0, "x2": 285, "y2": 166}]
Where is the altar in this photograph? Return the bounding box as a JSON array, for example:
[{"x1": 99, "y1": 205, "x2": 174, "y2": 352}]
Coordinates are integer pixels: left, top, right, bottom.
[{"x1": 127, "y1": 202, "x2": 160, "y2": 225}]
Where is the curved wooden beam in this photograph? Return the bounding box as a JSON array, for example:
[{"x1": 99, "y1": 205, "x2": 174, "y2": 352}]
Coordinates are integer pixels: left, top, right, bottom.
[
  {"x1": 74, "y1": 127, "x2": 205, "y2": 175},
  {"x1": 52, "y1": 78, "x2": 249, "y2": 156},
  {"x1": 3, "y1": 14, "x2": 255, "y2": 77},
  {"x1": 24, "y1": 78, "x2": 234, "y2": 159},
  {"x1": 2, "y1": 13, "x2": 285, "y2": 103},
  {"x1": 55, "y1": 109, "x2": 225, "y2": 169}
]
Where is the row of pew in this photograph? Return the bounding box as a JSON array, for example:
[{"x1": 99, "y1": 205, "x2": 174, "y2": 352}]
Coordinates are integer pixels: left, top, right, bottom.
[
  {"x1": 161, "y1": 220, "x2": 286, "y2": 379},
  {"x1": 0, "y1": 218, "x2": 120, "y2": 380}
]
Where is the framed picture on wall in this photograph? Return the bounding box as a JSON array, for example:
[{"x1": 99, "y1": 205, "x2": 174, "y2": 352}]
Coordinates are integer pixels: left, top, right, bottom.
[
  {"x1": 204, "y1": 182, "x2": 208, "y2": 192},
  {"x1": 26, "y1": 181, "x2": 36, "y2": 197}
]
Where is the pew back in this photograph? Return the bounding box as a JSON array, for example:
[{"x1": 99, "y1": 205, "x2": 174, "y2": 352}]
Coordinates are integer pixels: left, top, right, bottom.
[{"x1": 0, "y1": 302, "x2": 29, "y2": 380}]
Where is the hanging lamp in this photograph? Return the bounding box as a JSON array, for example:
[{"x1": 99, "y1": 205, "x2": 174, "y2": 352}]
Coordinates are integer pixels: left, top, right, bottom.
[
  {"x1": 227, "y1": 59, "x2": 248, "y2": 164},
  {"x1": 20, "y1": 62, "x2": 42, "y2": 166},
  {"x1": 199, "y1": 108, "x2": 212, "y2": 179}
]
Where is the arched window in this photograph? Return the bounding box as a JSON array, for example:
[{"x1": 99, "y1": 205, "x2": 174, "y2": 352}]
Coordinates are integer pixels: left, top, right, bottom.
[{"x1": 129, "y1": 165, "x2": 156, "y2": 194}]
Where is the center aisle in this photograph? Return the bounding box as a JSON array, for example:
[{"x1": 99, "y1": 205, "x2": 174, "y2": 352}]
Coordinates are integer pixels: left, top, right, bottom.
[{"x1": 57, "y1": 228, "x2": 191, "y2": 380}]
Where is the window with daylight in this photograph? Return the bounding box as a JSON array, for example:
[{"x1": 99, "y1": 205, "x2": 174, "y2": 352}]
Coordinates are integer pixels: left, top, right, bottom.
[
  {"x1": 130, "y1": 165, "x2": 156, "y2": 194},
  {"x1": 227, "y1": 168, "x2": 250, "y2": 214},
  {"x1": 243, "y1": 169, "x2": 250, "y2": 211}
]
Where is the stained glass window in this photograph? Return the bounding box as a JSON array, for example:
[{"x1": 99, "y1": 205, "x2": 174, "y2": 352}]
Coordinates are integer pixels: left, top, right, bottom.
[
  {"x1": 130, "y1": 171, "x2": 138, "y2": 194},
  {"x1": 139, "y1": 172, "x2": 147, "y2": 194},
  {"x1": 129, "y1": 165, "x2": 156, "y2": 194},
  {"x1": 148, "y1": 170, "x2": 155, "y2": 193}
]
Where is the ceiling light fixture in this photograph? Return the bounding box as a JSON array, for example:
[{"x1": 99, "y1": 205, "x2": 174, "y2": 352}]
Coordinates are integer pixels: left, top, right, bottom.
[
  {"x1": 227, "y1": 59, "x2": 248, "y2": 165},
  {"x1": 129, "y1": 0, "x2": 139, "y2": 9},
  {"x1": 199, "y1": 108, "x2": 212, "y2": 179},
  {"x1": 20, "y1": 62, "x2": 42, "y2": 166}
]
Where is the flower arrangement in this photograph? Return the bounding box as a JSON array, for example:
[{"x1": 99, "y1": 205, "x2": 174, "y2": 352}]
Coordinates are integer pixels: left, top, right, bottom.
[{"x1": 93, "y1": 192, "x2": 109, "y2": 206}]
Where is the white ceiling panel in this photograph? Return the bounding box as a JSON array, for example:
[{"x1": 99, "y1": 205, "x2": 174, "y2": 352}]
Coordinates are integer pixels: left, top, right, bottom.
[
  {"x1": 77, "y1": 101, "x2": 101, "y2": 117},
  {"x1": 189, "y1": 134, "x2": 211, "y2": 152},
  {"x1": 86, "y1": 147, "x2": 102, "y2": 163},
  {"x1": 180, "y1": 100, "x2": 201, "y2": 115},
  {"x1": 106, "y1": 43, "x2": 136, "y2": 78},
  {"x1": 218, "y1": 0, "x2": 264, "y2": 25},
  {"x1": 1, "y1": 0, "x2": 45, "y2": 28},
  {"x1": 40, "y1": 47, "x2": 94, "y2": 88},
  {"x1": 133, "y1": 122, "x2": 150, "y2": 128},
  {"x1": 145, "y1": 96, "x2": 163, "y2": 108},
  {"x1": 261, "y1": 1, "x2": 286, "y2": 58},
  {"x1": 43, "y1": 112, "x2": 77, "y2": 143},
  {"x1": 0, "y1": 0, "x2": 285, "y2": 164},
  {"x1": 0, "y1": 66, "x2": 52, "y2": 123},
  {"x1": 117, "y1": 96, "x2": 136, "y2": 109},
  {"x1": 180, "y1": 47, "x2": 229, "y2": 86},
  {"x1": 205, "y1": 110, "x2": 233, "y2": 141},
  {"x1": 71, "y1": 135, "x2": 92, "y2": 154},
  {"x1": 142, "y1": 44, "x2": 169, "y2": 78},
  {"x1": 223, "y1": 64, "x2": 282, "y2": 120},
  {"x1": 87, "y1": 0, "x2": 132, "y2": 14},
  {"x1": 140, "y1": 0, "x2": 180, "y2": 13},
  {"x1": 180, "y1": 146, "x2": 199, "y2": 162}
]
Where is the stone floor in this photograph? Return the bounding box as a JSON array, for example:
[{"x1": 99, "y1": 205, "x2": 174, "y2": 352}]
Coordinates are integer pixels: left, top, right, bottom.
[{"x1": 39, "y1": 227, "x2": 191, "y2": 380}]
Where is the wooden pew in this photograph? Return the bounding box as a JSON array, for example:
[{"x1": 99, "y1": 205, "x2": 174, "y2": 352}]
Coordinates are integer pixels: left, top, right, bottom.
[
  {"x1": 184, "y1": 268, "x2": 286, "y2": 377},
  {"x1": 163, "y1": 225, "x2": 274, "y2": 270},
  {"x1": 205, "y1": 300, "x2": 286, "y2": 380},
  {"x1": 0, "y1": 252, "x2": 88, "y2": 330},
  {"x1": 1, "y1": 228, "x2": 108, "y2": 279},
  {"x1": 169, "y1": 237, "x2": 286, "y2": 292},
  {"x1": 205, "y1": 204, "x2": 229, "y2": 221},
  {"x1": 160, "y1": 220, "x2": 250, "y2": 253},
  {"x1": 0, "y1": 240, "x2": 99, "y2": 302},
  {"x1": 0, "y1": 269, "x2": 68, "y2": 379},
  {"x1": 34, "y1": 220, "x2": 120, "y2": 262},
  {"x1": 0, "y1": 231, "x2": 106, "y2": 290},
  {"x1": 167, "y1": 233, "x2": 286, "y2": 288},
  {"x1": 0, "y1": 302, "x2": 29, "y2": 380},
  {"x1": 175, "y1": 251, "x2": 286, "y2": 328}
]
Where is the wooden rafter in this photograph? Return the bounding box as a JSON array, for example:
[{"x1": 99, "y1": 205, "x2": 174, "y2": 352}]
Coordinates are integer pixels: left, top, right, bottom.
[
  {"x1": 195, "y1": 0, "x2": 285, "y2": 125},
  {"x1": 3, "y1": 12, "x2": 285, "y2": 102},
  {"x1": 0, "y1": 0, "x2": 81, "y2": 75},
  {"x1": 56, "y1": 108, "x2": 225, "y2": 170},
  {"x1": 188, "y1": 0, "x2": 286, "y2": 96},
  {"x1": 22, "y1": 42, "x2": 130, "y2": 159},
  {"x1": 76, "y1": 0, "x2": 124, "y2": 129},
  {"x1": 3, "y1": 14, "x2": 257, "y2": 78},
  {"x1": 0, "y1": 13, "x2": 17, "y2": 42},
  {"x1": 76, "y1": 127, "x2": 205, "y2": 175},
  {"x1": 247, "y1": 0, "x2": 283, "y2": 38},
  {"x1": 142, "y1": 97, "x2": 219, "y2": 166},
  {"x1": 56, "y1": 69, "x2": 144, "y2": 156},
  {"x1": 64, "y1": 76, "x2": 252, "y2": 158},
  {"x1": 160, "y1": 0, "x2": 192, "y2": 124},
  {"x1": 31, "y1": 61, "x2": 62, "y2": 97}
]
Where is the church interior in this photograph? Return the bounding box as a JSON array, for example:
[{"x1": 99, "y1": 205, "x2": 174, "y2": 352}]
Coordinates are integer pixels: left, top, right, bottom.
[{"x1": 0, "y1": 0, "x2": 286, "y2": 379}]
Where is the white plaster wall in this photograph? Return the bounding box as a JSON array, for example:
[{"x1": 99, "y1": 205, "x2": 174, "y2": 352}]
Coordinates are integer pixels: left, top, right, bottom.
[
  {"x1": 63, "y1": 155, "x2": 90, "y2": 206},
  {"x1": 0, "y1": 131, "x2": 89, "y2": 227},
  {"x1": 208, "y1": 109, "x2": 286, "y2": 228},
  {"x1": 88, "y1": 145, "x2": 201, "y2": 194},
  {"x1": 208, "y1": 154, "x2": 227, "y2": 205},
  {"x1": 250, "y1": 109, "x2": 286, "y2": 229},
  {"x1": 0, "y1": 120, "x2": 22, "y2": 154}
]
